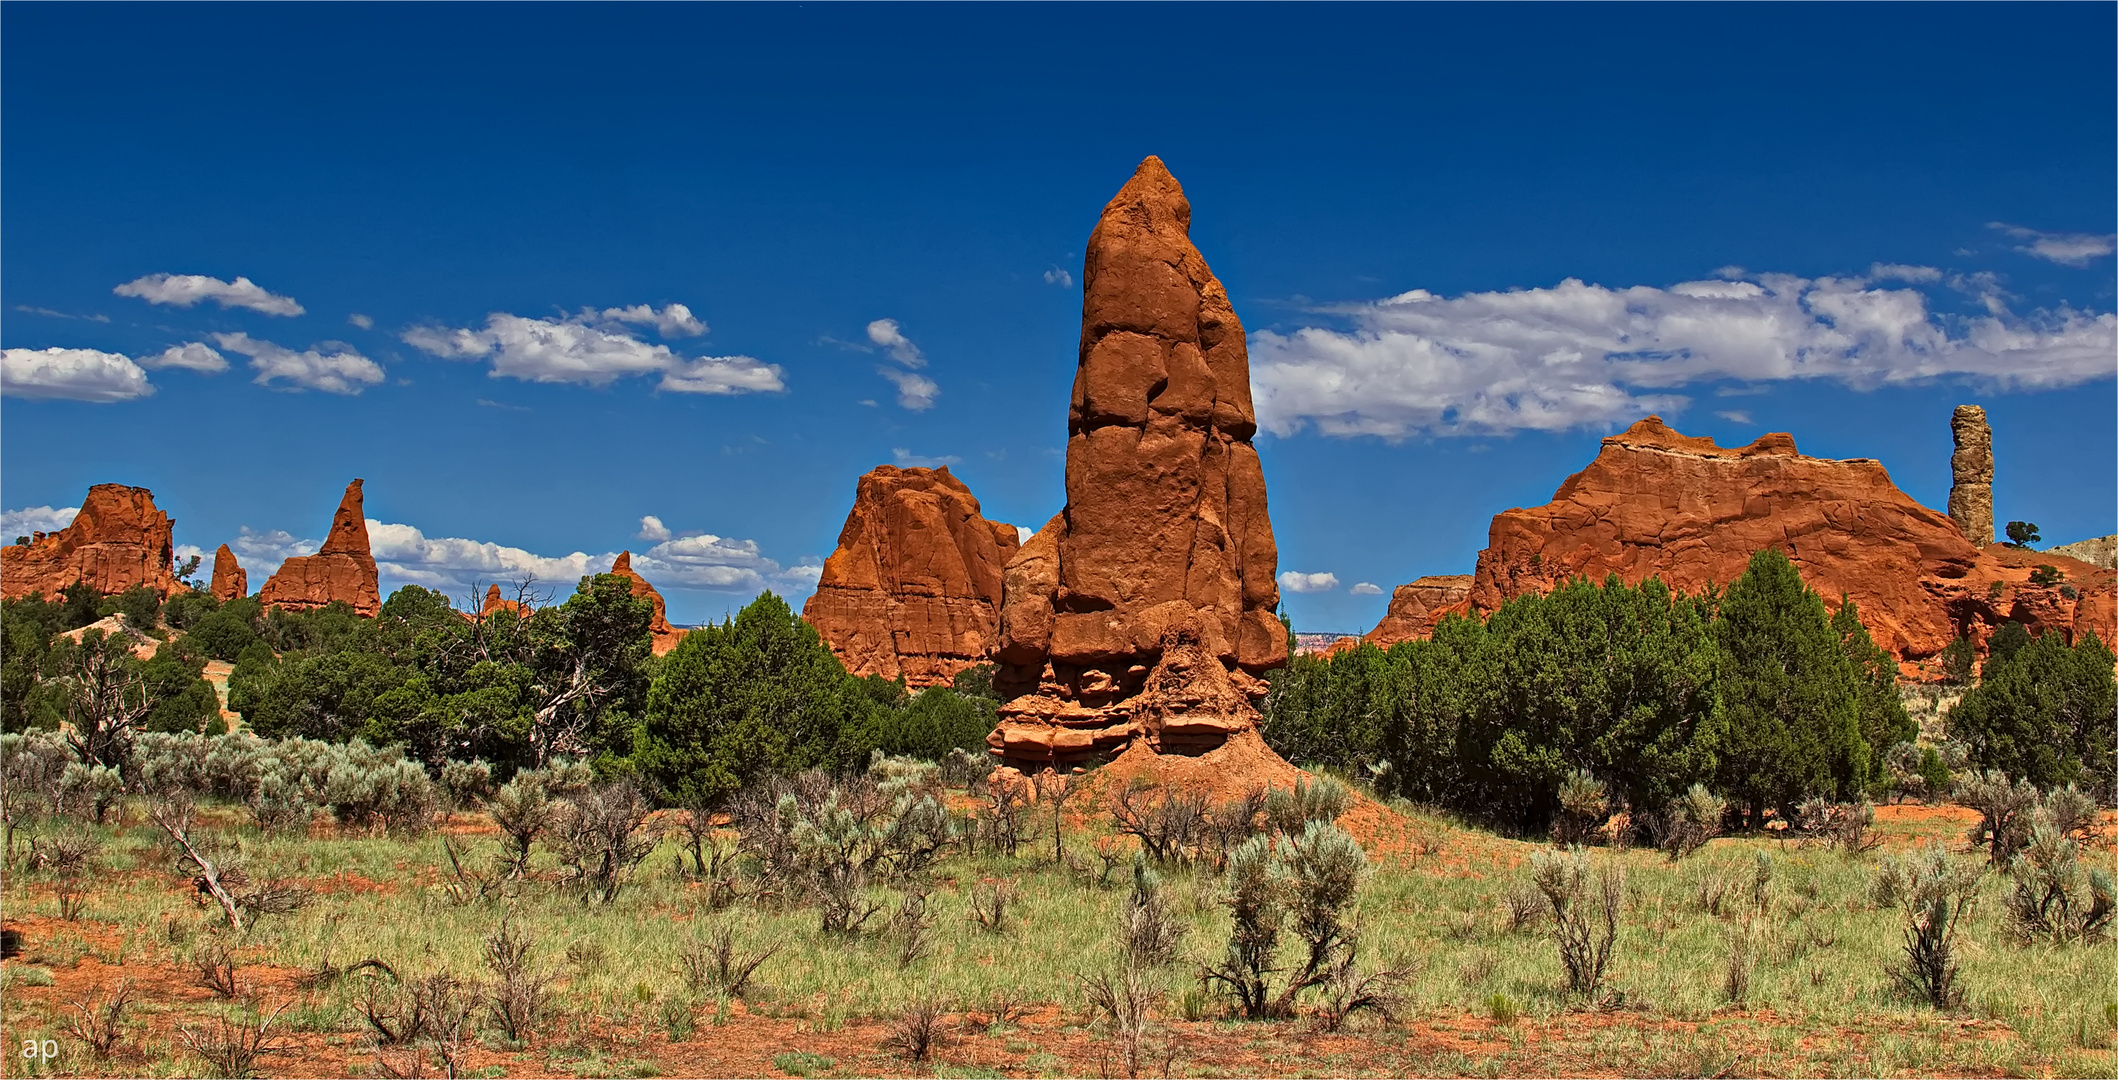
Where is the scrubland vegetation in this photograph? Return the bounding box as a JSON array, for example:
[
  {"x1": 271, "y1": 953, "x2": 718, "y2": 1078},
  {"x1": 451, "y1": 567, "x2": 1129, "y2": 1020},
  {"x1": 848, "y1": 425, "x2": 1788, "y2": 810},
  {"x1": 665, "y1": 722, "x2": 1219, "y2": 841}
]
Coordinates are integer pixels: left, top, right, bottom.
[{"x1": 2, "y1": 548, "x2": 2113, "y2": 1077}]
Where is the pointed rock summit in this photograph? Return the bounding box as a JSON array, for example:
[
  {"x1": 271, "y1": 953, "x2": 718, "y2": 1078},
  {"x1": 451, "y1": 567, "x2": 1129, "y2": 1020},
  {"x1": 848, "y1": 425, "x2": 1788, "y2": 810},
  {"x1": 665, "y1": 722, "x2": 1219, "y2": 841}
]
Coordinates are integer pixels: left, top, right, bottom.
[
  {"x1": 209, "y1": 544, "x2": 248, "y2": 602},
  {"x1": 0, "y1": 484, "x2": 177, "y2": 600},
  {"x1": 803, "y1": 465, "x2": 1021, "y2": 687},
  {"x1": 610, "y1": 551, "x2": 684, "y2": 656},
  {"x1": 258, "y1": 479, "x2": 382, "y2": 617},
  {"x1": 480, "y1": 583, "x2": 531, "y2": 620},
  {"x1": 990, "y1": 156, "x2": 1288, "y2": 770}
]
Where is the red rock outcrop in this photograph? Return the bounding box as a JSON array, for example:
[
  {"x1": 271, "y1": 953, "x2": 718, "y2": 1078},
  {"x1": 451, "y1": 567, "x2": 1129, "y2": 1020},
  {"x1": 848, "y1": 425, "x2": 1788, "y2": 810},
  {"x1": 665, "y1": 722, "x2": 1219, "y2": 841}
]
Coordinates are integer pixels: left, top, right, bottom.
[
  {"x1": 209, "y1": 544, "x2": 248, "y2": 602},
  {"x1": 1364, "y1": 416, "x2": 2118, "y2": 673},
  {"x1": 1948, "y1": 405, "x2": 1995, "y2": 547},
  {"x1": 802, "y1": 465, "x2": 1020, "y2": 687},
  {"x1": 1362, "y1": 575, "x2": 1472, "y2": 645},
  {"x1": 989, "y1": 156, "x2": 1288, "y2": 770},
  {"x1": 480, "y1": 583, "x2": 531, "y2": 621},
  {"x1": 609, "y1": 551, "x2": 684, "y2": 656},
  {"x1": 1, "y1": 484, "x2": 177, "y2": 600},
  {"x1": 258, "y1": 479, "x2": 382, "y2": 617}
]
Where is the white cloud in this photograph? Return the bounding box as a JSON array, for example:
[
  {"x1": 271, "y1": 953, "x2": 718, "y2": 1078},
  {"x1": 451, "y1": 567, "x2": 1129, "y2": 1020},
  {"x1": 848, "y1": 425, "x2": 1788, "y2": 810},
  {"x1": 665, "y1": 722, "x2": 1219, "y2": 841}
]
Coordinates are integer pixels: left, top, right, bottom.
[
  {"x1": 1, "y1": 347, "x2": 154, "y2": 402},
  {"x1": 1715, "y1": 410, "x2": 1754, "y2": 424},
  {"x1": 865, "y1": 318, "x2": 925, "y2": 367},
  {"x1": 1043, "y1": 267, "x2": 1074, "y2": 288},
  {"x1": 1278, "y1": 570, "x2": 1340, "y2": 594},
  {"x1": 140, "y1": 342, "x2": 229, "y2": 374},
  {"x1": 1868, "y1": 263, "x2": 1943, "y2": 283},
  {"x1": 879, "y1": 367, "x2": 939, "y2": 411},
  {"x1": 214, "y1": 332, "x2": 384, "y2": 394},
  {"x1": 113, "y1": 273, "x2": 304, "y2": 316},
  {"x1": 1988, "y1": 223, "x2": 2117, "y2": 267},
  {"x1": 348, "y1": 313, "x2": 374, "y2": 330},
  {"x1": 1349, "y1": 582, "x2": 1383, "y2": 596},
  {"x1": 229, "y1": 527, "x2": 318, "y2": 581},
  {"x1": 637, "y1": 515, "x2": 672, "y2": 542},
  {"x1": 1250, "y1": 271, "x2": 2118, "y2": 438},
  {"x1": 366, "y1": 520, "x2": 604, "y2": 596},
  {"x1": 14, "y1": 305, "x2": 109, "y2": 323},
  {"x1": 1, "y1": 505, "x2": 80, "y2": 539},
  {"x1": 892, "y1": 447, "x2": 961, "y2": 468},
  {"x1": 402, "y1": 308, "x2": 781, "y2": 394},
  {"x1": 601, "y1": 303, "x2": 707, "y2": 337},
  {"x1": 1016, "y1": 525, "x2": 1035, "y2": 544},
  {"x1": 779, "y1": 564, "x2": 825, "y2": 586},
  {"x1": 635, "y1": 533, "x2": 780, "y2": 592}
]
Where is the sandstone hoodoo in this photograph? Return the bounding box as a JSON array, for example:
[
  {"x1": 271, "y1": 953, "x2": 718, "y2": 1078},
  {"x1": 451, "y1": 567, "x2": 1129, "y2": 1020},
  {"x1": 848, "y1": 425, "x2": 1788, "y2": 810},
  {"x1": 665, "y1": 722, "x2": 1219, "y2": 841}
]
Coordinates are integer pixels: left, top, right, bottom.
[
  {"x1": 257, "y1": 479, "x2": 382, "y2": 617},
  {"x1": 1362, "y1": 574, "x2": 1472, "y2": 646},
  {"x1": 480, "y1": 583, "x2": 531, "y2": 621},
  {"x1": 609, "y1": 551, "x2": 685, "y2": 656},
  {"x1": 0, "y1": 484, "x2": 177, "y2": 600},
  {"x1": 803, "y1": 465, "x2": 1021, "y2": 688},
  {"x1": 209, "y1": 544, "x2": 248, "y2": 602},
  {"x1": 1949, "y1": 404, "x2": 1995, "y2": 547},
  {"x1": 989, "y1": 156, "x2": 1288, "y2": 771},
  {"x1": 1364, "y1": 415, "x2": 2117, "y2": 671}
]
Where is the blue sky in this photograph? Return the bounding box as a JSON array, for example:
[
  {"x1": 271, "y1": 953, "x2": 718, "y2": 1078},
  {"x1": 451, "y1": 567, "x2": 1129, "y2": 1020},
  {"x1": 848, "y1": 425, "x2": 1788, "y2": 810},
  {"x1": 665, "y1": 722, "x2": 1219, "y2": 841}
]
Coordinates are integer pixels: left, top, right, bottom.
[{"x1": 4, "y1": 3, "x2": 2113, "y2": 632}]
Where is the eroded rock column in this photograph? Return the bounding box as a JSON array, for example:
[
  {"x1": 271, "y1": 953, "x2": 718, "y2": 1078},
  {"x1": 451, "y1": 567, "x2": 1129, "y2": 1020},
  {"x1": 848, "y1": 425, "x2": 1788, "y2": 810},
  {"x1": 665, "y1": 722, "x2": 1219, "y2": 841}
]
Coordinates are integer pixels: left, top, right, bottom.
[{"x1": 1949, "y1": 405, "x2": 1994, "y2": 547}]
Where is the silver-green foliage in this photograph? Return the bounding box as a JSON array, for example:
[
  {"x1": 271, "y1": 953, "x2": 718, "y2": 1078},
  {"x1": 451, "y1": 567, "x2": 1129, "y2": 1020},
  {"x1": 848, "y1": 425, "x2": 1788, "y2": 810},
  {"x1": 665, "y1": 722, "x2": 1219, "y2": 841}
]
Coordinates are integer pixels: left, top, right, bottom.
[
  {"x1": 1203, "y1": 820, "x2": 1370, "y2": 1018},
  {"x1": 1529, "y1": 846, "x2": 1625, "y2": 997}
]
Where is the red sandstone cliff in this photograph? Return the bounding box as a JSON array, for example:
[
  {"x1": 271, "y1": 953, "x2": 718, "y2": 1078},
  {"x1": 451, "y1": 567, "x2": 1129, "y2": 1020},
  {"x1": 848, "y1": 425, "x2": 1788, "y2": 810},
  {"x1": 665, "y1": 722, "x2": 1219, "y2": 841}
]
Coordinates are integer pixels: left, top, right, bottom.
[
  {"x1": 989, "y1": 157, "x2": 1288, "y2": 769},
  {"x1": 1, "y1": 485, "x2": 177, "y2": 600},
  {"x1": 1365, "y1": 416, "x2": 2117, "y2": 672},
  {"x1": 258, "y1": 480, "x2": 382, "y2": 617},
  {"x1": 1362, "y1": 575, "x2": 1472, "y2": 645},
  {"x1": 802, "y1": 465, "x2": 1020, "y2": 688}
]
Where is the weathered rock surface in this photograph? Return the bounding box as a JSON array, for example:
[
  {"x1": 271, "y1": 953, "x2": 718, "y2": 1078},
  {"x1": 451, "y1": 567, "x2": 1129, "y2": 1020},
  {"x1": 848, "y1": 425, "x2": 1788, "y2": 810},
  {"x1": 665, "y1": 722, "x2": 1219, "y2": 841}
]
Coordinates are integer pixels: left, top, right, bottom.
[
  {"x1": 209, "y1": 545, "x2": 248, "y2": 602},
  {"x1": 609, "y1": 551, "x2": 684, "y2": 656},
  {"x1": 2048, "y1": 535, "x2": 2118, "y2": 571},
  {"x1": 0, "y1": 484, "x2": 177, "y2": 600},
  {"x1": 802, "y1": 465, "x2": 1020, "y2": 687},
  {"x1": 1362, "y1": 574, "x2": 1472, "y2": 645},
  {"x1": 258, "y1": 480, "x2": 381, "y2": 617},
  {"x1": 480, "y1": 583, "x2": 531, "y2": 621},
  {"x1": 990, "y1": 156, "x2": 1287, "y2": 769},
  {"x1": 1948, "y1": 405, "x2": 1994, "y2": 547},
  {"x1": 1364, "y1": 415, "x2": 2117, "y2": 674}
]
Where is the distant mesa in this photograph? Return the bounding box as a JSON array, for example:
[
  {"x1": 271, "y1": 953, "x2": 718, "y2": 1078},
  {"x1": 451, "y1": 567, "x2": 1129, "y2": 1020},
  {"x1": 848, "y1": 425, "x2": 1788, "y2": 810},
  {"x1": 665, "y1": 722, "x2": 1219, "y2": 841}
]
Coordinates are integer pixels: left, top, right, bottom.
[
  {"x1": 803, "y1": 465, "x2": 1020, "y2": 688},
  {"x1": 0, "y1": 484, "x2": 176, "y2": 600},
  {"x1": 258, "y1": 479, "x2": 382, "y2": 617},
  {"x1": 1363, "y1": 412, "x2": 2117, "y2": 676},
  {"x1": 209, "y1": 544, "x2": 247, "y2": 602},
  {"x1": 988, "y1": 155, "x2": 1292, "y2": 777},
  {"x1": 609, "y1": 551, "x2": 685, "y2": 656}
]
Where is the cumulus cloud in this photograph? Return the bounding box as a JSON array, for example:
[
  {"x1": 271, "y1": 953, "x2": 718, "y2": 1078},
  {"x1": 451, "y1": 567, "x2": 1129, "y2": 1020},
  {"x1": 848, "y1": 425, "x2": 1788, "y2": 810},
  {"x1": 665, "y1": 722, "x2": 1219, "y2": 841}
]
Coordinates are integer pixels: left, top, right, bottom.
[
  {"x1": 879, "y1": 368, "x2": 939, "y2": 411},
  {"x1": 1278, "y1": 570, "x2": 1340, "y2": 594},
  {"x1": 113, "y1": 273, "x2": 304, "y2": 316},
  {"x1": 892, "y1": 447, "x2": 961, "y2": 468},
  {"x1": 229, "y1": 527, "x2": 318, "y2": 581},
  {"x1": 1250, "y1": 270, "x2": 2118, "y2": 438},
  {"x1": 779, "y1": 563, "x2": 825, "y2": 587},
  {"x1": 367, "y1": 520, "x2": 605, "y2": 595},
  {"x1": 348, "y1": 313, "x2": 374, "y2": 330},
  {"x1": 637, "y1": 515, "x2": 672, "y2": 542},
  {"x1": 1, "y1": 505, "x2": 80, "y2": 539},
  {"x1": 1349, "y1": 582, "x2": 1384, "y2": 596},
  {"x1": 1988, "y1": 223, "x2": 2117, "y2": 267},
  {"x1": 213, "y1": 332, "x2": 384, "y2": 394},
  {"x1": 1043, "y1": 267, "x2": 1074, "y2": 288},
  {"x1": 1, "y1": 347, "x2": 154, "y2": 402},
  {"x1": 140, "y1": 342, "x2": 229, "y2": 373},
  {"x1": 403, "y1": 308, "x2": 781, "y2": 394},
  {"x1": 1016, "y1": 525, "x2": 1035, "y2": 544},
  {"x1": 634, "y1": 533, "x2": 781, "y2": 592},
  {"x1": 865, "y1": 318, "x2": 925, "y2": 367}
]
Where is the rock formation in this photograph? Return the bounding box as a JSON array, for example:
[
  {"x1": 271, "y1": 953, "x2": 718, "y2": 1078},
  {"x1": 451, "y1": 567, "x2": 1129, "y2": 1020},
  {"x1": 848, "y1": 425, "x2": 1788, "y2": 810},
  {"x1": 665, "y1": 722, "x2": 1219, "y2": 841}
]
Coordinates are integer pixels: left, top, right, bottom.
[
  {"x1": 802, "y1": 465, "x2": 1021, "y2": 687},
  {"x1": 1362, "y1": 575, "x2": 1472, "y2": 645},
  {"x1": 609, "y1": 551, "x2": 684, "y2": 656},
  {"x1": 209, "y1": 545, "x2": 248, "y2": 602},
  {"x1": 2048, "y1": 535, "x2": 2118, "y2": 571},
  {"x1": 0, "y1": 484, "x2": 177, "y2": 600},
  {"x1": 480, "y1": 583, "x2": 531, "y2": 621},
  {"x1": 989, "y1": 156, "x2": 1287, "y2": 769},
  {"x1": 1364, "y1": 415, "x2": 2117, "y2": 674},
  {"x1": 257, "y1": 479, "x2": 382, "y2": 617},
  {"x1": 1948, "y1": 405, "x2": 1994, "y2": 546}
]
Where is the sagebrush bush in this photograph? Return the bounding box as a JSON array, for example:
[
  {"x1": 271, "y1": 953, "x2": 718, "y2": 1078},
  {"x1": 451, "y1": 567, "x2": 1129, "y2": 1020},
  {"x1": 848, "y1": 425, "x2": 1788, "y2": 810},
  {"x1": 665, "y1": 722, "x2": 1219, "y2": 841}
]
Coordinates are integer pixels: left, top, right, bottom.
[
  {"x1": 1529, "y1": 847, "x2": 1624, "y2": 997},
  {"x1": 2002, "y1": 823, "x2": 2114, "y2": 945},
  {"x1": 1874, "y1": 843, "x2": 1983, "y2": 1008}
]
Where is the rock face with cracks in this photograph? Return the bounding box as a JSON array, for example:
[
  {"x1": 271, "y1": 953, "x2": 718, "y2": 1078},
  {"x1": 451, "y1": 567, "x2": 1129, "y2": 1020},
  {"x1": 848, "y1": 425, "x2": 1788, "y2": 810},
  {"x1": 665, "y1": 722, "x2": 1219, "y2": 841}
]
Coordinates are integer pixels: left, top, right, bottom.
[
  {"x1": 1949, "y1": 404, "x2": 1995, "y2": 547},
  {"x1": 803, "y1": 465, "x2": 1020, "y2": 688},
  {"x1": 209, "y1": 544, "x2": 247, "y2": 602},
  {"x1": 990, "y1": 156, "x2": 1287, "y2": 769},
  {"x1": 259, "y1": 479, "x2": 381, "y2": 617},
  {"x1": 1363, "y1": 415, "x2": 2117, "y2": 675},
  {"x1": 608, "y1": 551, "x2": 684, "y2": 656},
  {"x1": 0, "y1": 484, "x2": 177, "y2": 600},
  {"x1": 1362, "y1": 575, "x2": 1473, "y2": 645}
]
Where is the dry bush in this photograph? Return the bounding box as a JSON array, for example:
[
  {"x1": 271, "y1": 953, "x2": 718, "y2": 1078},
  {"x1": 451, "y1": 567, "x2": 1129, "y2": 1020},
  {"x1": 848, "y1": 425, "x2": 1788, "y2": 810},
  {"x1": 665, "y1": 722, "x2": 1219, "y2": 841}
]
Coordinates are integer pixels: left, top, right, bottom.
[
  {"x1": 438, "y1": 835, "x2": 507, "y2": 906},
  {"x1": 887, "y1": 992, "x2": 950, "y2": 1062},
  {"x1": 1500, "y1": 882, "x2": 1549, "y2": 932},
  {"x1": 1796, "y1": 798, "x2": 1883, "y2": 854},
  {"x1": 1956, "y1": 771, "x2": 2039, "y2": 866},
  {"x1": 482, "y1": 916, "x2": 554, "y2": 1042},
  {"x1": 66, "y1": 978, "x2": 134, "y2": 1063},
  {"x1": 193, "y1": 937, "x2": 241, "y2": 998},
  {"x1": 1122, "y1": 855, "x2": 1184, "y2": 966},
  {"x1": 1656, "y1": 784, "x2": 1725, "y2": 862},
  {"x1": 893, "y1": 886, "x2": 935, "y2": 966},
  {"x1": 677, "y1": 925, "x2": 778, "y2": 998},
  {"x1": 1313, "y1": 935, "x2": 1412, "y2": 1033},
  {"x1": 968, "y1": 881, "x2": 1016, "y2": 934},
  {"x1": 178, "y1": 998, "x2": 291, "y2": 1079},
  {"x1": 978, "y1": 771, "x2": 1029, "y2": 857},
  {"x1": 1083, "y1": 965, "x2": 1163, "y2": 1078},
  {"x1": 1530, "y1": 847, "x2": 1624, "y2": 997},
  {"x1": 28, "y1": 830, "x2": 102, "y2": 920},
  {"x1": 550, "y1": 779, "x2": 658, "y2": 904},
  {"x1": 1111, "y1": 779, "x2": 1209, "y2": 865},
  {"x1": 1722, "y1": 917, "x2": 1760, "y2": 1005}
]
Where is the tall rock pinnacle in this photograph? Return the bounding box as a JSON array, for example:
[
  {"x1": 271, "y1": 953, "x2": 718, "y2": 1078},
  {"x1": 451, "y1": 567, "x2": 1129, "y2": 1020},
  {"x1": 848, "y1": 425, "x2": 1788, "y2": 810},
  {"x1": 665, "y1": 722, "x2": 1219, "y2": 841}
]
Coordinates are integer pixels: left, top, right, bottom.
[
  {"x1": 1949, "y1": 405, "x2": 1994, "y2": 547},
  {"x1": 258, "y1": 479, "x2": 382, "y2": 617},
  {"x1": 209, "y1": 544, "x2": 248, "y2": 602},
  {"x1": 989, "y1": 156, "x2": 1288, "y2": 769}
]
